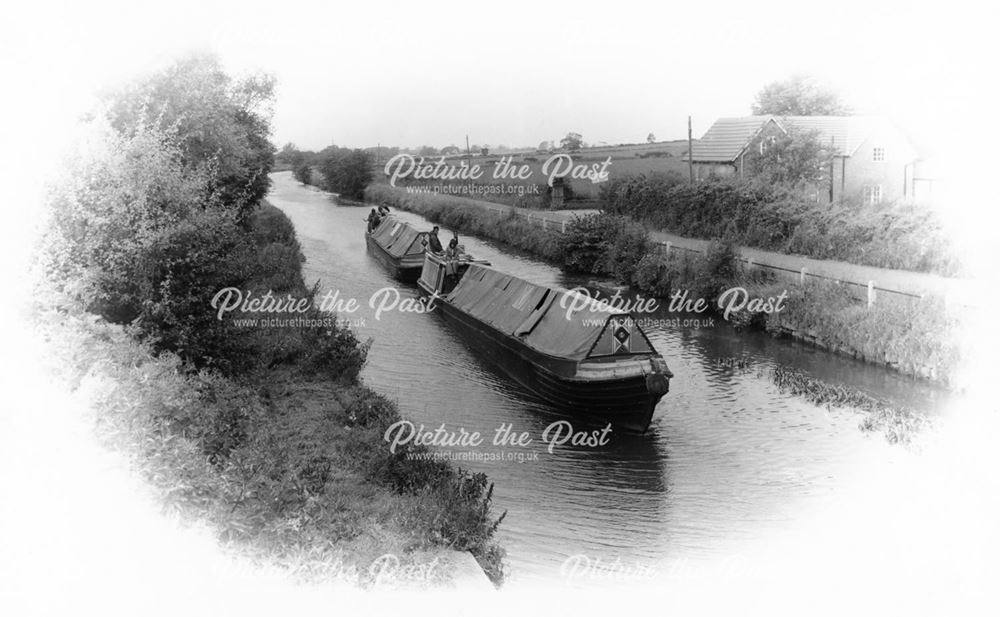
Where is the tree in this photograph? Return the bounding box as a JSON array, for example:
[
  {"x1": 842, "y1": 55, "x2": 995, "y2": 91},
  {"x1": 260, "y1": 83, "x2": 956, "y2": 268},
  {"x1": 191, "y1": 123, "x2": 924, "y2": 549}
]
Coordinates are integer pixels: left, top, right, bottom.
[
  {"x1": 747, "y1": 126, "x2": 833, "y2": 185},
  {"x1": 751, "y1": 75, "x2": 850, "y2": 116},
  {"x1": 647, "y1": 133, "x2": 656, "y2": 143},
  {"x1": 419, "y1": 145, "x2": 440, "y2": 156},
  {"x1": 104, "y1": 54, "x2": 277, "y2": 221},
  {"x1": 293, "y1": 161, "x2": 313, "y2": 185},
  {"x1": 560, "y1": 132, "x2": 583, "y2": 151},
  {"x1": 537, "y1": 140, "x2": 551, "y2": 152},
  {"x1": 318, "y1": 147, "x2": 373, "y2": 200},
  {"x1": 440, "y1": 145, "x2": 461, "y2": 156}
]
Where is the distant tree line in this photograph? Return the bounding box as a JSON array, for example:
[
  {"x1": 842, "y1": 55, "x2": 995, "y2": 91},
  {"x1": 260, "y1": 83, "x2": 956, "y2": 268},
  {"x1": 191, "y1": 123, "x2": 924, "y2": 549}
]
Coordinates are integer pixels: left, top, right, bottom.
[{"x1": 278, "y1": 144, "x2": 374, "y2": 201}]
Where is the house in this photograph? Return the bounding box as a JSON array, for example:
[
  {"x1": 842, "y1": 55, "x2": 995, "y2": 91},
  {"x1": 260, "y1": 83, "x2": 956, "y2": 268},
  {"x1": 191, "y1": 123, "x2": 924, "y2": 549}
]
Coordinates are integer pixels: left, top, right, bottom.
[{"x1": 684, "y1": 115, "x2": 926, "y2": 204}]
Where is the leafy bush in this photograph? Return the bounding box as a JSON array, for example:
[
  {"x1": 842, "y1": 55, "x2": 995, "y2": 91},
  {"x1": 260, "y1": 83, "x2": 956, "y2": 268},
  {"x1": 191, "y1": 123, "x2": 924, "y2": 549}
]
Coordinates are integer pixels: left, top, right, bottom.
[
  {"x1": 601, "y1": 173, "x2": 960, "y2": 275},
  {"x1": 131, "y1": 207, "x2": 255, "y2": 369},
  {"x1": 558, "y1": 213, "x2": 649, "y2": 283}
]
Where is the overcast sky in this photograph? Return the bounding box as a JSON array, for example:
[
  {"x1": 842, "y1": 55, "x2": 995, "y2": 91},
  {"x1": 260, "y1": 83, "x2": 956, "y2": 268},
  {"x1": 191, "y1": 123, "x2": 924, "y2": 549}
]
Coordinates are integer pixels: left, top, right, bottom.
[{"x1": 4, "y1": 0, "x2": 992, "y2": 159}]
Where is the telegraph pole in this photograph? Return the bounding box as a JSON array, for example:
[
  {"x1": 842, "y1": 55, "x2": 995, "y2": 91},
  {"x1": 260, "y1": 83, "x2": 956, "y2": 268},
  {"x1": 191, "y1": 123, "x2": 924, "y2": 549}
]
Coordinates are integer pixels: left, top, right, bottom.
[{"x1": 688, "y1": 116, "x2": 694, "y2": 183}]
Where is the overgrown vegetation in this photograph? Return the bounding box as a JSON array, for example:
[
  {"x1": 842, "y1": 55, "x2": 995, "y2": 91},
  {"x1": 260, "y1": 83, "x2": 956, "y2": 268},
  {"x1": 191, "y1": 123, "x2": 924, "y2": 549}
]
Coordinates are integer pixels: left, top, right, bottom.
[
  {"x1": 600, "y1": 172, "x2": 961, "y2": 276},
  {"x1": 715, "y1": 359, "x2": 931, "y2": 444},
  {"x1": 768, "y1": 366, "x2": 931, "y2": 444},
  {"x1": 36, "y1": 54, "x2": 506, "y2": 587}
]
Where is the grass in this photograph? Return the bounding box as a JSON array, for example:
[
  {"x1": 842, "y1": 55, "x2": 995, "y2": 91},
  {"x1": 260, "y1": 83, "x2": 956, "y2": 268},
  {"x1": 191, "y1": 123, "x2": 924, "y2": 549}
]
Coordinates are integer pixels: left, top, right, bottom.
[{"x1": 742, "y1": 277, "x2": 962, "y2": 386}]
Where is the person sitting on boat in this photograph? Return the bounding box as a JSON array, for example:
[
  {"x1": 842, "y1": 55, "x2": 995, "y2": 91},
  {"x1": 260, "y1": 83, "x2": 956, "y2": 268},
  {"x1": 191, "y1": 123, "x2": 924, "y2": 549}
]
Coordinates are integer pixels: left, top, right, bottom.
[
  {"x1": 446, "y1": 231, "x2": 460, "y2": 259},
  {"x1": 378, "y1": 205, "x2": 390, "y2": 216},
  {"x1": 427, "y1": 226, "x2": 444, "y2": 254}
]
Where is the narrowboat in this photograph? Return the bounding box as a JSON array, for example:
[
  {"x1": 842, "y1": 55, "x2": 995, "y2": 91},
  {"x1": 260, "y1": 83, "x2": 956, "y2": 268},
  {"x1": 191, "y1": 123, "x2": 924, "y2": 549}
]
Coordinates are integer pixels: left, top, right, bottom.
[
  {"x1": 417, "y1": 252, "x2": 672, "y2": 433},
  {"x1": 365, "y1": 216, "x2": 429, "y2": 282}
]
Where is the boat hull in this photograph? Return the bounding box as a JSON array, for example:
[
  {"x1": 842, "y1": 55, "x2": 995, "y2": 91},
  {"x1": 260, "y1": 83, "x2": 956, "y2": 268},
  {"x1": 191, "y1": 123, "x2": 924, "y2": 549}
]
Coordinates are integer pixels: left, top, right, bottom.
[
  {"x1": 365, "y1": 232, "x2": 423, "y2": 282},
  {"x1": 421, "y1": 285, "x2": 667, "y2": 433}
]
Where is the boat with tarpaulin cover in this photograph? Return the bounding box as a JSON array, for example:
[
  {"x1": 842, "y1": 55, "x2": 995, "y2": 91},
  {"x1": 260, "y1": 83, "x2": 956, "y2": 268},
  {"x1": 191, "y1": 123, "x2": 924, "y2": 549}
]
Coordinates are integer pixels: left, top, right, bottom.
[
  {"x1": 417, "y1": 252, "x2": 672, "y2": 432},
  {"x1": 365, "y1": 216, "x2": 428, "y2": 282}
]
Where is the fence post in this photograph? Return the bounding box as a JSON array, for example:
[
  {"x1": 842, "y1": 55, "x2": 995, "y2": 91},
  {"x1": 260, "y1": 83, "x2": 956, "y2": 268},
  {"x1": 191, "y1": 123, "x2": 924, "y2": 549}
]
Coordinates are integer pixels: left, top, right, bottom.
[
  {"x1": 541, "y1": 218, "x2": 546, "y2": 230},
  {"x1": 746, "y1": 257, "x2": 753, "y2": 270},
  {"x1": 561, "y1": 220, "x2": 567, "y2": 233},
  {"x1": 867, "y1": 281, "x2": 876, "y2": 308},
  {"x1": 665, "y1": 241, "x2": 672, "y2": 254},
  {"x1": 799, "y1": 267, "x2": 807, "y2": 284}
]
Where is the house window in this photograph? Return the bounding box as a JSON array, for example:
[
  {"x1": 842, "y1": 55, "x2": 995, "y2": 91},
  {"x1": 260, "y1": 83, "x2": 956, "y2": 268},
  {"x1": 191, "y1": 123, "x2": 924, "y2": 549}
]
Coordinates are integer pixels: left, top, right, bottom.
[
  {"x1": 872, "y1": 147, "x2": 885, "y2": 162},
  {"x1": 759, "y1": 135, "x2": 777, "y2": 155},
  {"x1": 863, "y1": 185, "x2": 882, "y2": 205}
]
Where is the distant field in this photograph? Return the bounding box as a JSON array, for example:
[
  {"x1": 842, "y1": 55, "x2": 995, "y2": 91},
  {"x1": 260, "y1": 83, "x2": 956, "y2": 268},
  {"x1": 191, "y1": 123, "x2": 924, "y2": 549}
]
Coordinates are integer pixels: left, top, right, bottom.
[{"x1": 374, "y1": 140, "x2": 695, "y2": 205}]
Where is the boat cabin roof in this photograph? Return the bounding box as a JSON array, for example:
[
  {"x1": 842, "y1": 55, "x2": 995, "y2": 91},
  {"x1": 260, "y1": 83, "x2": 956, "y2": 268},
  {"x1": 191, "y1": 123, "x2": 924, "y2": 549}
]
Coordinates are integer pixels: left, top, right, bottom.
[
  {"x1": 370, "y1": 217, "x2": 427, "y2": 258},
  {"x1": 445, "y1": 264, "x2": 655, "y2": 360}
]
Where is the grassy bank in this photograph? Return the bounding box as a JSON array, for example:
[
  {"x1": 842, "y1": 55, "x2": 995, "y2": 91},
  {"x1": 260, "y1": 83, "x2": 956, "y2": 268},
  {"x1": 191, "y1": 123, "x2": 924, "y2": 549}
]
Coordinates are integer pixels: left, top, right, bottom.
[
  {"x1": 365, "y1": 185, "x2": 960, "y2": 442},
  {"x1": 38, "y1": 57, "x2": 505, "y2": 587},
  {"x1": 37, "y1": 201, "x2": 506, "y2": 586}
]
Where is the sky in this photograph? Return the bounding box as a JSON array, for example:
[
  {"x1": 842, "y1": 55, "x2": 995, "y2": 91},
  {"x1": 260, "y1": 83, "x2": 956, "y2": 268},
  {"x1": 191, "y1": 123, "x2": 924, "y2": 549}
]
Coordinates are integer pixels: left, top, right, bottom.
[
  {"x1": 2, "y1": 0, "x2": 993, "y2": 156},
  {"x1": 1, "y1": 0, "x2": 997, "y2": 259}
]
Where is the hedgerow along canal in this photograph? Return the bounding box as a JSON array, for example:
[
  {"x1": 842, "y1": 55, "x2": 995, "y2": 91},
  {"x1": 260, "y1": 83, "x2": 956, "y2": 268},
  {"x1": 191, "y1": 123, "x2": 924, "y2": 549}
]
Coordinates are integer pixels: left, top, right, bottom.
[{"x1": 266, "y1": 172, "x2": 951, "y2": 586}]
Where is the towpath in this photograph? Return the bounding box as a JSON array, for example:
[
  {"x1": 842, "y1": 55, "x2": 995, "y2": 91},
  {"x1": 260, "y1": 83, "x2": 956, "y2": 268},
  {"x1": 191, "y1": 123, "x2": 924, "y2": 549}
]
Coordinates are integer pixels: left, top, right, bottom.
[{"x1": 401, "y1": 190, "x2": 977, "y2": 305}]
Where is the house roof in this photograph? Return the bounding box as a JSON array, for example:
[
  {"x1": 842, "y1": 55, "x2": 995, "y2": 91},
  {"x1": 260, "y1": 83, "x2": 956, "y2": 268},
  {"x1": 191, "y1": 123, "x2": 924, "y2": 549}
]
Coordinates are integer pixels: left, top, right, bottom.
[
  {"x1": 686, "y1": 116, "x2": 774, "y2": 163},
  {"x1": 686, "y1": 115, "x2": 901, "y2": 162},
  {"x1": 779, "y1": 116, "x2": 882, "y2": 157}
]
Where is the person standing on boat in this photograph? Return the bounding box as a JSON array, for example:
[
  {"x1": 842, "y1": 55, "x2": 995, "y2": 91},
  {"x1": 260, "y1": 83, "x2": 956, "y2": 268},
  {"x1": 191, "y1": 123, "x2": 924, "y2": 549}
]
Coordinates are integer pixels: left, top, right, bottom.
[
  {"x1": 367, "y1": 208, "x2": 381, "y2": 232},
  {"x1": 427, "y1": 226, "x2": 444, "y2": 253}
]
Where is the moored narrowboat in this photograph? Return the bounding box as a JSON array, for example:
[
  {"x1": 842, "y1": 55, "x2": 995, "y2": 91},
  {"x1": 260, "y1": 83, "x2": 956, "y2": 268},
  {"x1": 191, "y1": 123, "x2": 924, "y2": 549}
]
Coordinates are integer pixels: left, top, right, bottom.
[
  {"x1": 417, "y1": 252, "x2": 672, "y2": 433},
  {"x1": 365, "y1": 216, "x2": 428, "y2": 282}
]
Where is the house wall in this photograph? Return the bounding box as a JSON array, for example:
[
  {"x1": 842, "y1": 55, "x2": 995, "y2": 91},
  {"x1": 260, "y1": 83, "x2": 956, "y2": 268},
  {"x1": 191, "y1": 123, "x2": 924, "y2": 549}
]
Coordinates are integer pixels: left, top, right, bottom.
[
  {"x1": 692, "y1": 162, "x2": 736, "y2": 180},
  {"x1": 839, "y1": 130, "x2": 918, "y2": 203}
]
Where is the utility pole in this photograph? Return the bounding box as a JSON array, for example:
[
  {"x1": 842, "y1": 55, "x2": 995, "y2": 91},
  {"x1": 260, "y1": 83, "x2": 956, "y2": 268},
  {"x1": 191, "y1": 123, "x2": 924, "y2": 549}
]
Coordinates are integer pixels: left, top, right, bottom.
[
  {"x1": 688, "y1": 116, "x2": 694, "y2": 183},
  {"x1": 466, "y1": 134, "x2": 471, "y2": 161}
]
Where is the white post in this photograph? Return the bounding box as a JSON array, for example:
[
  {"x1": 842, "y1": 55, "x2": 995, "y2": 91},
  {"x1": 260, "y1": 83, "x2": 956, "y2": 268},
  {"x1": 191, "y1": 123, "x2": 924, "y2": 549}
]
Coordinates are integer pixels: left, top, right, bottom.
[
  {"x1": 867, "y1": 281, "x2": 876, "y2": 307},
  {"x1": 800, "y1": 267, "x2": 807, "y2": 284},
  {"x1": 561, "y1": 220, "x2": 567, "y2": 233},
  {"x1": 746, "y1": 257, "x2": 753, "y2": 269},
  {"x1": 665, "y1": 241, "x2": 672, "y2": 254},
  {"x1": 541, "y1": 218, "x2": 546, "y2": 230}
]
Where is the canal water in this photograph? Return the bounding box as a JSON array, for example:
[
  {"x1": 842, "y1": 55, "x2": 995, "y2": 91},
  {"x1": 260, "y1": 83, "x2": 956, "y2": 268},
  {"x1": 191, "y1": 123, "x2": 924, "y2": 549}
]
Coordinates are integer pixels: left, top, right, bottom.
[{"x1": 266, "y1": 172, "x2": 951, "y2": 586}]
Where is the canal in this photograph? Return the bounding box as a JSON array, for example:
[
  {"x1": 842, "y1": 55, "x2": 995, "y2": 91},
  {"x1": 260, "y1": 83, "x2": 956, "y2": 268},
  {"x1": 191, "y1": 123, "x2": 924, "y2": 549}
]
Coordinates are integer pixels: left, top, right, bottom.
[{"x1": 266, "y1": 172, "x2": 951, "y2": 586}]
